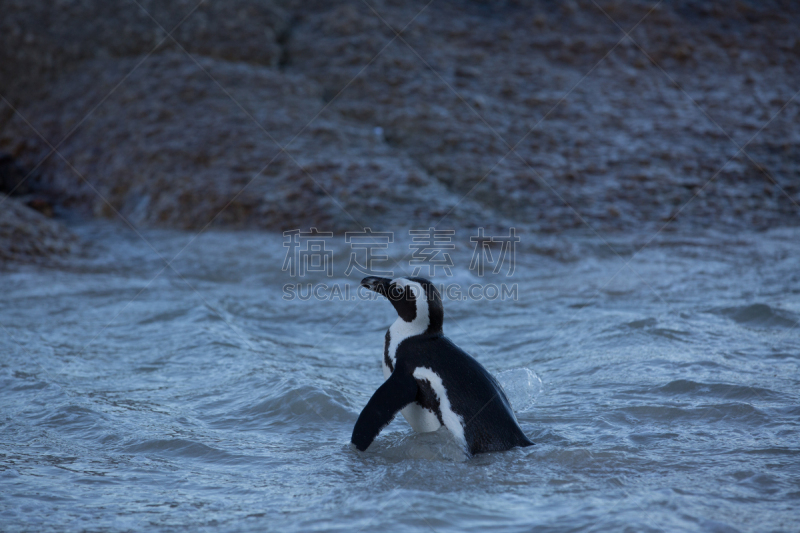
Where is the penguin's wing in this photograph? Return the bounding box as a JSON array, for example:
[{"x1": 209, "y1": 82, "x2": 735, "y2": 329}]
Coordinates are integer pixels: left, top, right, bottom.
[{"x1": 351, "y1": 371, "x2": 418, "y2": 452}]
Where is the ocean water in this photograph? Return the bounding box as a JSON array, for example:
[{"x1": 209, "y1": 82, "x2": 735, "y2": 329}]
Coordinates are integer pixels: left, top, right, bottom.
[{"x1": 1, "y1": 223, "x2": 799, "y2": 532}]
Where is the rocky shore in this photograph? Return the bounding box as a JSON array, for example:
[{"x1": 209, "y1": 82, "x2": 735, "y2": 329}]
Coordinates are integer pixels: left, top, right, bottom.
[{"x1": 1, "y1": 0, "x2": 798, "y2": 260}]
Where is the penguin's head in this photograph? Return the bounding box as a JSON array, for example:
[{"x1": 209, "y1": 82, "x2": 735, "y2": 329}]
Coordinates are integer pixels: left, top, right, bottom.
[{"x1": 361, "y1": 276, "x2": 443, "y2": 333}]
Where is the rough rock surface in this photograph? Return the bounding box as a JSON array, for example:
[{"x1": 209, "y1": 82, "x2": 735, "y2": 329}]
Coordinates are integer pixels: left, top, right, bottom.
[
  {"x1": 0, "y1": 194, "x2": 77, "y2": 262},
  {"x1": 1, "y1": 0, "x2": 798, "y2": 260}
]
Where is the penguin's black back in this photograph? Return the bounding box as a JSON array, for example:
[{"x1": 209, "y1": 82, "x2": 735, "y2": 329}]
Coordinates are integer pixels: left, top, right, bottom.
[{"x1": 395, "y1": 333, "x2": 533, "y2": 455}]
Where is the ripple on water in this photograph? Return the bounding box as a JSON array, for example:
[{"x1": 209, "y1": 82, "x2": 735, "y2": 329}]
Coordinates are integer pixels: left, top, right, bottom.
[
  {"x1": 205, "y1": 376, "x2": 354, "y2": 432},
  {"x1": 714, "y1": 303, "x2": 799, "y2": 328},
  {"x1": 619, "y1": 402, "x2": 770, "y2": 425},
  {"x1": 622, "y1": 318, "x2": 692, "y2": 342},
  {"x1": 651, "y1": 379, "x2": 782, "y2": 401},
  {"x1": 120, "y1": 438, "x2": 237, "y2": 462},
  {"x1": 40, "y1": 405, "x2": 108, "y2": 436},
  {"x1": 8, "y1": 374, "x2": 50, "y2": 392}
]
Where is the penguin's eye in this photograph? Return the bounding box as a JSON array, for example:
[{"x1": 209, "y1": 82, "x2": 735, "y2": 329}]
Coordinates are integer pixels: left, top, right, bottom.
[{"x1": 389, "y1": 286, "x2": 404, "y2": 299}]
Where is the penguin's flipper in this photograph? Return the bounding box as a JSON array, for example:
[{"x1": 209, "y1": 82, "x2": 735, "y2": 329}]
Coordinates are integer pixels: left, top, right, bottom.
[{"x1": 351, "y1": 372, "x2": 418, "y2": 452}]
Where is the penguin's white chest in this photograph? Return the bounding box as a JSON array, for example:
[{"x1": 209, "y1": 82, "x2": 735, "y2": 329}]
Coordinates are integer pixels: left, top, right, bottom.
[
  {"x1": 383, "y1": 328, "x2": 441, "y2": 434},
  {"x1": 401, "y1": 402, "x2": 442, "y2": 433}
]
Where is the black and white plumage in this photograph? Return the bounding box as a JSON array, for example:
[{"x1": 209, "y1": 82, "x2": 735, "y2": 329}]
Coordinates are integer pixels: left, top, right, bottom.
[{"x1": 351, "y1": 276, "x2": 534, "y2": 455}]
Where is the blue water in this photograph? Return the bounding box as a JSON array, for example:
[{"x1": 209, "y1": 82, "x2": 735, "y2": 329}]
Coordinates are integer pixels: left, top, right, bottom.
[{"x1": 1, "y1": 223, "x2": 799, "y2": 532}]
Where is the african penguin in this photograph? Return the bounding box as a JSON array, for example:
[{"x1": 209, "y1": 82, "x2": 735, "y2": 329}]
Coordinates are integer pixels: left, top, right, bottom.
[{"x1": 352, "y1": 276, "x2": 534, "y2": 455}]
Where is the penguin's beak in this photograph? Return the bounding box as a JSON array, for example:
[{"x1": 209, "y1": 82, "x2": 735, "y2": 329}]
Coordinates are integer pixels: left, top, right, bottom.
[{"x1": 360, "y1": 276, "x2": 391, "y2": 296}]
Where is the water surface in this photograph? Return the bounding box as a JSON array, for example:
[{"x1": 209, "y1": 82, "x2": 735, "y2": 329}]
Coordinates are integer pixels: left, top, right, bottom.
[{"x1": 1, "y1": 223, "x2": 799, "y2": 532}]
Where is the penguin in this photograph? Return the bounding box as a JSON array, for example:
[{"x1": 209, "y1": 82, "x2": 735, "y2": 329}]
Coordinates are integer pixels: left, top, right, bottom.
[{"x1": 351, "y1": 276, "x2": 534, "y2": 455}]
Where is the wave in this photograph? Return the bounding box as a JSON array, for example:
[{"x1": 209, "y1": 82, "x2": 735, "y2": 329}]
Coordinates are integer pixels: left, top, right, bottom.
[
  {"x1": 651, "y1": 379, "x2": 781, "y2": 400},
  {"x1": 714, "y1": 303, "x2": 799, "y2": 328},
  {"x1": 120, "y1": 438, "x2": 237, "y2": 462},
  {"x1": 651, "y1": 379, "x2": 782, "y2": 401},
  {"x1": 620, "y1": 402, "x2": 769, "y2": 424},
  {"x1": 202, "y1": 377, "x2": 354, "y2": 431},
  {"x1": 623, "y1": 318, "x2": 691, "y2": 341}
]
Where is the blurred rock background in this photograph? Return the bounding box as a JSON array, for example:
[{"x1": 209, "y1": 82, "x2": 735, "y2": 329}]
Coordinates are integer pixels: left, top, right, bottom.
[{"x1": 1, "y1": 0, "x2": 798, "y2": 260}]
